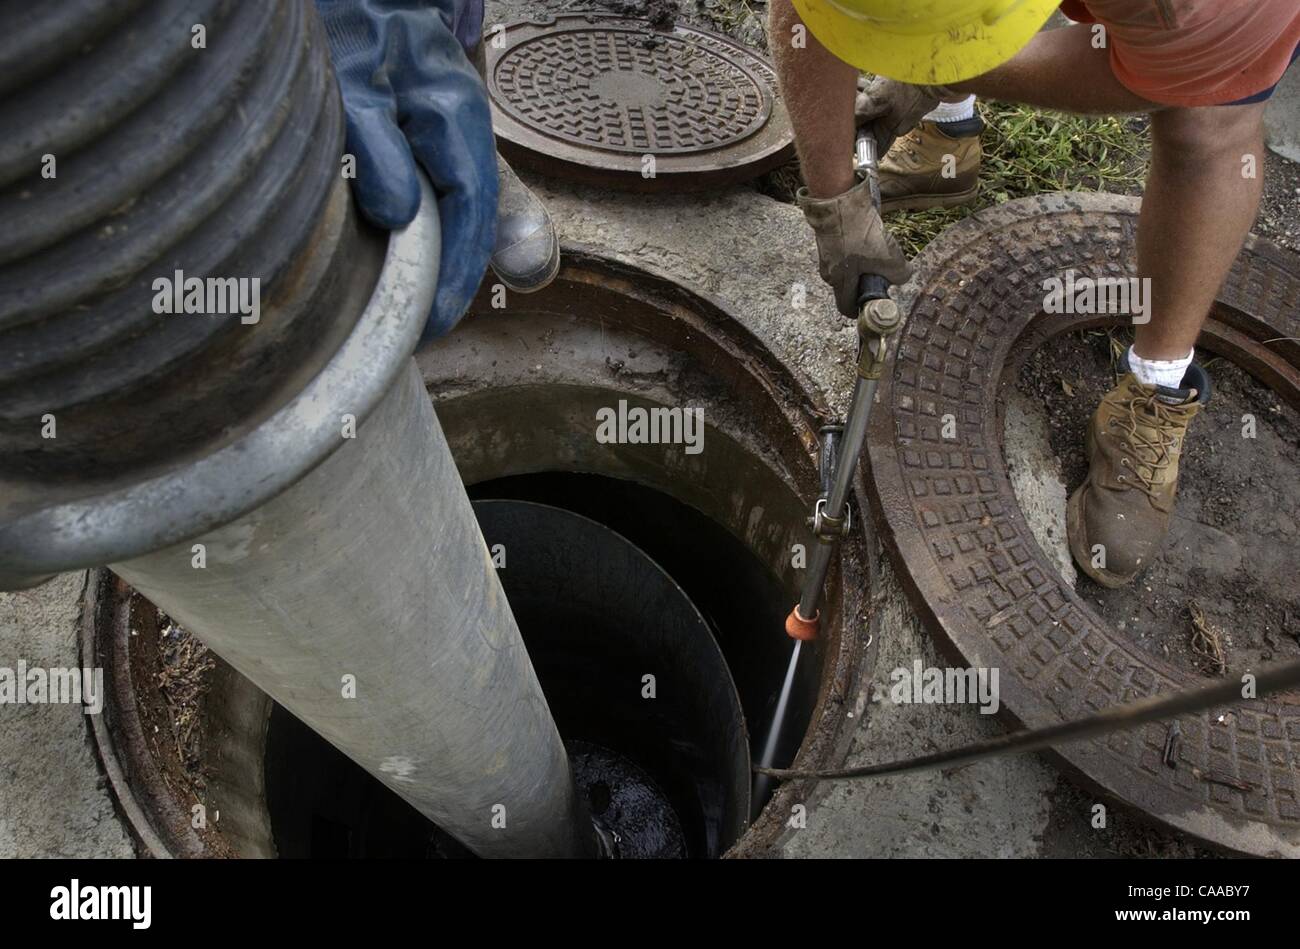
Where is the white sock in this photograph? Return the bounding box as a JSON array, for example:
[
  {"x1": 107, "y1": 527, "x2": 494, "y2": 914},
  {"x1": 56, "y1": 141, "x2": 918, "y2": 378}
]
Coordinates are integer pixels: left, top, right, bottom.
[
  {"x1": 1127, "y1": 345, "x2": 1194, "y2": 389},
  {"x1": 924, "y1": 95, "x2": 976, "y2": 124}
]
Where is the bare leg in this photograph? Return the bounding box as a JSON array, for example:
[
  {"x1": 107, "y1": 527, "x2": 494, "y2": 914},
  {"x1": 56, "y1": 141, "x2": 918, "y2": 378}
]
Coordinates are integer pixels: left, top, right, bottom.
[
  {"x1": 954, "y1": 24, "x2": 1267, "y2": 360},
  {"x1": 1131, "y1": 103, "x2": 1266, "y2": 359},
  {"x1": 769, "y1": 0, "x2": 859, "y2": 198}
]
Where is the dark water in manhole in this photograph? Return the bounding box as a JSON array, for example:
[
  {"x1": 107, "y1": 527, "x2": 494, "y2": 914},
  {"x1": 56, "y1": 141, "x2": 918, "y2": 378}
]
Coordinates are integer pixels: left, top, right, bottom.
[
  {"x1": 265, "y1": 711, "x2": 689, "y2": 858},
  {"x1": 569, "y1": 740, "x2": 686, "y2": 859},
  {"x1": 265, "y1": 479, "x2": 812, "y2": 857}
]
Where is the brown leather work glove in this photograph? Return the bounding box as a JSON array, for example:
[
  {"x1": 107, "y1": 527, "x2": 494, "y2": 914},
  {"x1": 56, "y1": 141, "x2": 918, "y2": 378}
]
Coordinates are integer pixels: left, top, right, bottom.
[
  {"x1": 855, "y1": 76, "x2": 962, "y2": 155},
  {"x1": 797, "y1": 177, "x2": 911, "y2": 318}
]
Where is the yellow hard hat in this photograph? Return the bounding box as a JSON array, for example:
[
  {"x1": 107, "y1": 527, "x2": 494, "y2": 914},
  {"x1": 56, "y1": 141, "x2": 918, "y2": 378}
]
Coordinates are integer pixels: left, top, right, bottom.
[{"x1": 790, "y1": 0, "x2": 1060, "y2": 85}]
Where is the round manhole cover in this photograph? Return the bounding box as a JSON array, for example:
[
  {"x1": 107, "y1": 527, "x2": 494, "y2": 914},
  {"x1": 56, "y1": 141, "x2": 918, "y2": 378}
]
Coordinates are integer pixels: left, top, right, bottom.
[
  {"x1": 487, "y1": 15, "x2": 794, "y2": 190},
  {"x1": 868, "y1": 193, "x2": 1300, "y2": 857}
]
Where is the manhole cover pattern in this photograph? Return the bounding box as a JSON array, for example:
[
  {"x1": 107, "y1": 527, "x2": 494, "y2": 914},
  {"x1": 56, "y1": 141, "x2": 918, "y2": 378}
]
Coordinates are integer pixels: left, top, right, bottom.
[
  {"x1": 492, "y1": 26, "x2": 772, "y2": 155},
  {"x1": 868, "y1": 193, "x2": 1300, "y2": 855}
]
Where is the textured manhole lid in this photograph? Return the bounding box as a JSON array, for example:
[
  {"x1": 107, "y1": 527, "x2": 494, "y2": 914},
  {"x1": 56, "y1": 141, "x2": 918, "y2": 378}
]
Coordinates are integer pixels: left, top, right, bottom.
[
  {"x1": 486, "y1": 15, "x2": 794, "y2": 190},
  {"x1": 868, "y1": 193, "x2": 1300, "y2": 857}
]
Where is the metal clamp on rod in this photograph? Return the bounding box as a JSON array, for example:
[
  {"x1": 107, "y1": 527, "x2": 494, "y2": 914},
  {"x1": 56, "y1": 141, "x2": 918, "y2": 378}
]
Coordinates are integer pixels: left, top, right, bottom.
[
  {"x1": 811, "y1": 497, "x2": 852, "y2": 540},
  {"x1": 855, "y1": 279, "x2": 902, "y2": 382},
  {"x1": 808, "y1": 424, "x2": 849, "y2": 541}
]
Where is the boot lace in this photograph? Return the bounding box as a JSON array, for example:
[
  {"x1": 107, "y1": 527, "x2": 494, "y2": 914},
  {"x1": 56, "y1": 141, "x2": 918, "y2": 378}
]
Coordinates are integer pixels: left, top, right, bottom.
[
  {"x1": 1107, "y1": 393, "x2": 1184, "y2": 500},
  {"x1": 887, "y1": 128, "x2": 925, "y2": 167}
]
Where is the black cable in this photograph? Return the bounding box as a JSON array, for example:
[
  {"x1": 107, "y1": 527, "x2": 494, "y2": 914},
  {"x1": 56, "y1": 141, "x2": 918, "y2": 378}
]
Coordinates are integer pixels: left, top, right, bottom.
[{"x1": 755, "y1": 659, "x2": 1300, "y2": 782}]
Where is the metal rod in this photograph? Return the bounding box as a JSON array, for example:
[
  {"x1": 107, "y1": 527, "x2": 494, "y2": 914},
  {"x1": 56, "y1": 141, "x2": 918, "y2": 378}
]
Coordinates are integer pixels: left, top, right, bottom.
[
  {"x1": 855, "y1": 133, "x2": 881, "y2": 208},
  {"x1": 790, "y1": 129, "x2": 895, "y2": 633}
]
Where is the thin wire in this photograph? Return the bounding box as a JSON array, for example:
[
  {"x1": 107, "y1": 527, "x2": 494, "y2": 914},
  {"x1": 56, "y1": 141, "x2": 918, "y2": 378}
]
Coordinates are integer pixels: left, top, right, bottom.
[{"x1": 756, "y1": 659, "x2": 1300, "y2": 782}]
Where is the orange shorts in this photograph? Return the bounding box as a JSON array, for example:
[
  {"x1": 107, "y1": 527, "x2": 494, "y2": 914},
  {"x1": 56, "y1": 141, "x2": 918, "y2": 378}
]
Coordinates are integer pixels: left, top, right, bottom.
[{"x1": 1058, "y1": 0, "x2": 1300, "y2": 106}]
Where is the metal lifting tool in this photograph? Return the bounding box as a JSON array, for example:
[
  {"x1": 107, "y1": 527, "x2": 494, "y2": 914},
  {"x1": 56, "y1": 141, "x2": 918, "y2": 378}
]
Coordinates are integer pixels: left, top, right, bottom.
[{"x1": 785, "y1": 130, "x2": 902, "y2": 641}]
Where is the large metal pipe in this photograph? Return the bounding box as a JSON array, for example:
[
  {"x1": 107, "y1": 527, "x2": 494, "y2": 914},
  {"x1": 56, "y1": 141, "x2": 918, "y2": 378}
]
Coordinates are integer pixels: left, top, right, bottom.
[
  {"x1": 0, "y1": 0, "x2": 592, "y2": 858},
  {"x1": 111, "y1": 364, "x2": 593, "y2": 858}
]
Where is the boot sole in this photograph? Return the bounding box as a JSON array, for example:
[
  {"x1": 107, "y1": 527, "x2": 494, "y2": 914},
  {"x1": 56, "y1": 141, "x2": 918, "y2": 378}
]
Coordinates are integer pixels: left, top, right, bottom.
[{"x1": 882, "y1": 184, "x2": 979, "y2": 214}]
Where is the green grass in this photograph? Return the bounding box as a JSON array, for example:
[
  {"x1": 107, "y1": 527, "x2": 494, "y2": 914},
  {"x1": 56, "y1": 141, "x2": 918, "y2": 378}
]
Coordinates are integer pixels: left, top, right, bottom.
[
  {"x1": 890, "y1": 102, "x2": 1150, "y2": 256},
  {"x1": 696, "y1": 0, "x2": 766, "y2": 39}
]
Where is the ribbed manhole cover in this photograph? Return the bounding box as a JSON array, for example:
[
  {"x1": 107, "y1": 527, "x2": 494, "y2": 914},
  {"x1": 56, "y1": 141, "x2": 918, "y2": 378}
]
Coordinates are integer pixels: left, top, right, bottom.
[
  {"x1": 869, "y1": 193, "x2": 1300, "y2": 857},
  {"x1": 487, "y1": 15, "x2": 794, "y2": 190}
]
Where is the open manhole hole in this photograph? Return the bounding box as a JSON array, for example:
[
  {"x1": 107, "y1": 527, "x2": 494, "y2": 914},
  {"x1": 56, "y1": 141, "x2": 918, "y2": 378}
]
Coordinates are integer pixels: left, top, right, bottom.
[
  {"x1": 868, "y1": 193, "x2": 1300, "y2": 856},
  {"x1": 485, "y1": 14, "x2": 794, "y2": 191},
  {"x1": 83, "y1": 251, "x2": 874, "y2": 858}
]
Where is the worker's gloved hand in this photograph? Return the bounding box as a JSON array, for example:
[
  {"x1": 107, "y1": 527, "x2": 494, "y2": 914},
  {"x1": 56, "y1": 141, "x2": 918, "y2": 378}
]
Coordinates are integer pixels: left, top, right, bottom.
[
  {"x1": 855, "y1": 76, "x2": 961, "y2": 155},
  {"x1": 797, "y1": 178, "x2": 911, "y2": 317},
  {"x1": 316, "y1": 0, "x2": 496, "y2": 340}
]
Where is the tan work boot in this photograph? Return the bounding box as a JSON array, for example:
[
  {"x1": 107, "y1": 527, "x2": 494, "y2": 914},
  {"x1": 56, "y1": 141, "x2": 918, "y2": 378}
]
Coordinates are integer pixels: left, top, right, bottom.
[
  {"x1": 878, "y1": 118, "x2": 982, "y2": 213},
  {"x1": 1066, "y1": 361, "x2": 1211, "y2": 588}
]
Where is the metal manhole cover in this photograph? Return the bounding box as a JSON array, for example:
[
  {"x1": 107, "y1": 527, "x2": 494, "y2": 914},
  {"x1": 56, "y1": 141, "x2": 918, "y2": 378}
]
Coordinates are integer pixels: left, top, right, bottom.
[
  {"x1": 868, "y1": 193, "x2": 1300, "y2": 856},
  {"x1": 487, "y1": 15, "x2": 794, "y2": 190}
]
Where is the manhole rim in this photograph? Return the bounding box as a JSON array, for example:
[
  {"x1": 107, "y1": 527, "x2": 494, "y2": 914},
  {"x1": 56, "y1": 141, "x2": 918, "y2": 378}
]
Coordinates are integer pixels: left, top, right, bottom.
[
  {"x1": 84, "y1": 248, "x2": 878, "y2": 859},
  {"x1": 869, "y1": 191, "x2": 1300, "y2": 856}
]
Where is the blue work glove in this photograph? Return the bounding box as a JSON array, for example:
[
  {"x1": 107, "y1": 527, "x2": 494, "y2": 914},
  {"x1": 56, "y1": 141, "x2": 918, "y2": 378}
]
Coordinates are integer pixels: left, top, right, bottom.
[{"x1": 316, "y1": 0, "x2": 496, "y2": 339}]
